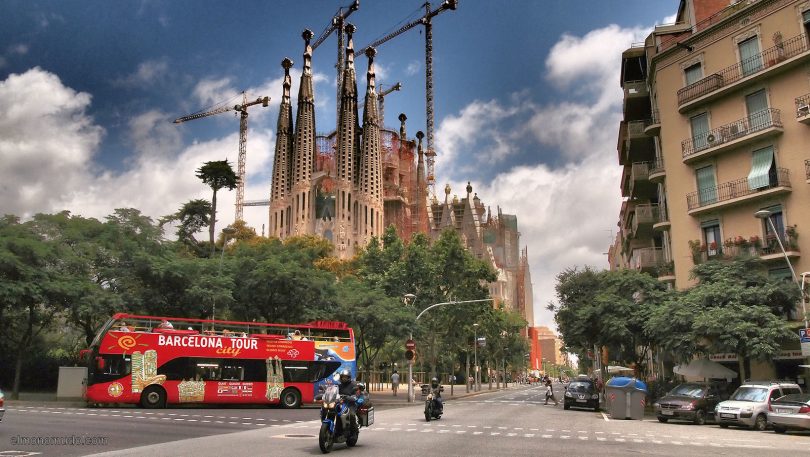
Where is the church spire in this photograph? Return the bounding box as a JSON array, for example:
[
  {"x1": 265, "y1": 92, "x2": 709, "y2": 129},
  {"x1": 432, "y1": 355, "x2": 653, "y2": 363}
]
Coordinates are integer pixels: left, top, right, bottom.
[
  {"x1": 290, "y1": 29, "x2": 317, "y2": 235},
  {"x1": 357, "y1": 46, "x2": 384, "y2": 241},
  {"x1": 269, "y1": 58, "x2": 295, "y2": 238}
]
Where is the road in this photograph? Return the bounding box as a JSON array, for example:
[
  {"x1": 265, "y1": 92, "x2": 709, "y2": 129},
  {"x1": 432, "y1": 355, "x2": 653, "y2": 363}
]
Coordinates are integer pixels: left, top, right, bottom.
[{"x1": 2, "y1": 384, "x2": 808, "y2": 456}]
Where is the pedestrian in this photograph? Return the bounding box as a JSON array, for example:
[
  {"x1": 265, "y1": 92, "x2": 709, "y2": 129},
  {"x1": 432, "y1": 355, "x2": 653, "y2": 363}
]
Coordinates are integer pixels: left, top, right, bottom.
[
  {"x1": 391, "y1": 370, "x2": 400, "y2": 396},
  {"x1": 544, "y1": 378, "x2": 558, "y2": 406}
]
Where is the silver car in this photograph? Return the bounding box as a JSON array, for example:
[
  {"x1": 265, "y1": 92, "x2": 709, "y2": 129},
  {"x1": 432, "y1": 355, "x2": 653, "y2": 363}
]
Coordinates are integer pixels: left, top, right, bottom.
[
  {"x1": 715, "y1": 381, "x2": 802, "y2": 430},
  {"x1": 767, "y1": 393, "x2": 810, "y2": 434}
]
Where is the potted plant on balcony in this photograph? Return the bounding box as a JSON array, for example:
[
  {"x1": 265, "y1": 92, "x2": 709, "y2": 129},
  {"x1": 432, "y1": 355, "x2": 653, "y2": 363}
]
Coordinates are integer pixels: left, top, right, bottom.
[
  {"x1": 689, "y1": 239, "x2": 704, "y2": 264},
  {"x1": 787, "y1": 225, "x2": 799, "y2": 251}
]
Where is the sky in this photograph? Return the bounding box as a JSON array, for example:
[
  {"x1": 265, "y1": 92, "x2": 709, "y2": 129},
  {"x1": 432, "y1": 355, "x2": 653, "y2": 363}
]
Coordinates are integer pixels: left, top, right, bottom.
[{"x1": 0, "y1": 0, "x2": 677, "y2": 331}]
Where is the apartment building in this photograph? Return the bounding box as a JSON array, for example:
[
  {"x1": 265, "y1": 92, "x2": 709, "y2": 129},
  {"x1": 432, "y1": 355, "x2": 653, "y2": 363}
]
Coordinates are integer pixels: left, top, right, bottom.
[{"x1": 610, "y1": 0, "x2": 810, "y2": 380}]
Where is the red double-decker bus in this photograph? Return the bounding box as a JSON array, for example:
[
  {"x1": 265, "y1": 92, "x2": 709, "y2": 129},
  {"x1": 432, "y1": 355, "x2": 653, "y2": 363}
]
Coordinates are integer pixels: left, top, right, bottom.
[{"x1": 83, "y1": 313, "x2": 356, "y2": 408}]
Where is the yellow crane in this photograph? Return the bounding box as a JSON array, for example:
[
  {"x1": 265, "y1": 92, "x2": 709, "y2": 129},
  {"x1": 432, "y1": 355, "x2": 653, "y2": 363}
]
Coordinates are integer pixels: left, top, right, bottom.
[
  {"x1": 355, "y1": 0, "x2": 458, "y2": 197},
  {"x1": 174, "y1": 92, "x2": 269, "y2": 222}
]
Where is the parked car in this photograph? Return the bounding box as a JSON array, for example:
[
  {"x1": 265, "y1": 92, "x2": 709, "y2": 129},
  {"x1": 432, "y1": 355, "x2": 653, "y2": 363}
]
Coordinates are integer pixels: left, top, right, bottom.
[
  {"x1": 714, "y1": 381, "x2": 802, "y2": 430},
  {"x1": 654, "y1": 383, "x2": 725, "y2": 425},
  {"x1": 563, "y1": 379, "x2": 599, "y2": 411},
  {"x1": 767, "y1": 393, "x2": 810, "y2": 434},
  {"x1": 0, "y1": 388, "x2": 4, "y2": 422}
]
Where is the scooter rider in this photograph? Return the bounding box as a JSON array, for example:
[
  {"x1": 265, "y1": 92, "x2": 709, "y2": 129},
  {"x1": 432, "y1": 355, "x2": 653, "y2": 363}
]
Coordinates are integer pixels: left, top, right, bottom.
[
  {"x1": 430, "y1": 377, "x2": 443, "y2": 413},
  {"x1": 337, "y1": 369, "x2": 361, "y2": 429}
]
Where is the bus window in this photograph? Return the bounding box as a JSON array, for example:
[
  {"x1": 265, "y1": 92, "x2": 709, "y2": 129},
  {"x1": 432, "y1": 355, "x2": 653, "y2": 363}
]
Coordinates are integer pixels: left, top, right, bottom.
[
  {"x1": 221, "y1": 363, "x2": 245, "y2": 381},
  {"x1": 196, "y1": 361, "x2": 220, "y2": 381},
  {"x1": 103, "y1": 355, "x2": 131, "y2": 376}
]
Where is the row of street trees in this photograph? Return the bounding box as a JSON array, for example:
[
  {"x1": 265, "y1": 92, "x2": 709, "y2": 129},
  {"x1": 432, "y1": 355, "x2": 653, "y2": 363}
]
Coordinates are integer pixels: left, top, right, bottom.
[
  {"x1": 549, "y1": 258, "x2": 799, "y2": 381},
  {"x1": 0, "y1": 208, "x2": 527, "y2": 398}
]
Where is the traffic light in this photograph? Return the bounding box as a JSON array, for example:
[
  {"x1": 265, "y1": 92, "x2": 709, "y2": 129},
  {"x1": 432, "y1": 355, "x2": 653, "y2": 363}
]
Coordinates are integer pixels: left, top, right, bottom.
[{"x1": 405, "y1": 349, "x2": 415, "y2": 361}]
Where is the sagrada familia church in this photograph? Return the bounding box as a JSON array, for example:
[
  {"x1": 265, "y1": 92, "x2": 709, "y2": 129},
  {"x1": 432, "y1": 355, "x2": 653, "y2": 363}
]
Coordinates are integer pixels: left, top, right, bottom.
[{"x1": 267, "y1": 26, "x2": 533, "y2": 325}]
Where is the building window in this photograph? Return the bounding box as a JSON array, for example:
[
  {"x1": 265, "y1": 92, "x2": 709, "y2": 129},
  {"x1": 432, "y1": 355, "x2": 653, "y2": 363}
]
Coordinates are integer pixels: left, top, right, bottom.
[
  {"x1": 803, "y1": 10, "x2": 810, "y2": 46},
  {"x1": 701, "y1": 220, "x2": 722, "y2": 257},
  {"x1": 745, "y1": 89, "x2": 769, "y2": 130},
  {"x1": 695, "y1": 165, "x2": 717, "y2": 205},
  {"x1": 747, "y1": 146, "x2": 775, "y2": 190},
  {"x1": 690, "y1": 112, "x2": 710, "y2": 150},
  {"x1": 760, "y1": 204, "x2": 786, "y2": 247},
  {"x1": 738, "y1": 36, "x2": 762, "y2": 76},
  {"x1": 684, "y1": 63, "x2": 703, "y2": 85}
]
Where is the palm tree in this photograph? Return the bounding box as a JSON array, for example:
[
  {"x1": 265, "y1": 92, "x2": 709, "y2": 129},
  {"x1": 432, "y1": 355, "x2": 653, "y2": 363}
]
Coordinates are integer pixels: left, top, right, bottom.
[{"x1": 195, "y1": 160, "x2": 238, "y2": 253}]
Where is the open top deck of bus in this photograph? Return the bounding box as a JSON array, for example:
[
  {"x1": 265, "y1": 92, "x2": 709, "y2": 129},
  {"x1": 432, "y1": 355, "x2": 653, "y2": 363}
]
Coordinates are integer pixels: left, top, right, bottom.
[{"x1": 96, "y1": 313, "x2": 353, "y2": 347}]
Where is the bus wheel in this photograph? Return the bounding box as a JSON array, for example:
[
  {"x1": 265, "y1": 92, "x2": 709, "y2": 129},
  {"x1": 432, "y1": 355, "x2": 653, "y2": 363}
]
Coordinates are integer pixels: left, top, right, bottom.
[
  {"x1": 281, "y1": 388, "x2": 301, "y2": 409},
  {"x1": 141, "y1": 386, "x2": 166, "y2": 409}
]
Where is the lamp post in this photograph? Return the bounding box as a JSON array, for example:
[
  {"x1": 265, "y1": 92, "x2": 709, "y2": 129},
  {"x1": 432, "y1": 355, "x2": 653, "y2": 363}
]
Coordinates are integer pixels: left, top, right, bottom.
[
  {"x1": 473, "y1": 323, "x2": 479, "y2": 392},
  {"x1": 755, "y1": 210, "x2": 805, "y2": 326},
  {"x1": 402, "y1": 295, "x2": 494, "y2": 399},
  {"x1": 212, "y1": 227, "x2": 236, "y2": 323}
]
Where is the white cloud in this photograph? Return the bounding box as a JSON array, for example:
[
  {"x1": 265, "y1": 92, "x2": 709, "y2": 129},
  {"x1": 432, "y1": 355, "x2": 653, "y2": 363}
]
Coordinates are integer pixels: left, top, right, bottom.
[
  {"x1": 0, "y1": 67, "x2": 274, "y2": 237},
  {"x1": 0, "y1": 67, "x2": 104, "y2": 216},
  {"x1": 406, "y1": 60, "x2": 420, "y2": 76},
  {"x1": 436, "y1": 23, "x2": 648, "y2": 330},
  {"x1": 9, "y1": 44, "x2": 29, "y2": 55},
  {"x1": 113, "y1": 58, "x2": 169, "y2": 88}
]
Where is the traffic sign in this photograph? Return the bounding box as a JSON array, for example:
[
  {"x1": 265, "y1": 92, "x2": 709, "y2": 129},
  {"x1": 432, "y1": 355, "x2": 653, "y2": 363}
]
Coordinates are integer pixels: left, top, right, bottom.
[
  {"x1": 800, "y1": 329, "x2": 810, "y2": 356},
  {"x1": 406, "y1": 339, "x2": 415, "y2": 350}
]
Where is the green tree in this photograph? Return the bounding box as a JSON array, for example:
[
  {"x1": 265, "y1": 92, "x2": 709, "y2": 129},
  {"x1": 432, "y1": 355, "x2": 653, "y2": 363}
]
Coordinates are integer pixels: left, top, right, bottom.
[
  {"x1": 163, "y1": 199, "x2": 212, "y2": 253},
  {"x1": 196, "y1": 160, "x2": 238, "y2": 251}
]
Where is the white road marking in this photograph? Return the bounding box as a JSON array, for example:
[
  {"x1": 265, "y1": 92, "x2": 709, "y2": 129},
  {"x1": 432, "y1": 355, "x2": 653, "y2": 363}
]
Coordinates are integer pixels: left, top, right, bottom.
[{"x1": 601, "y1": 412, "x2": 610, "y2": 421}]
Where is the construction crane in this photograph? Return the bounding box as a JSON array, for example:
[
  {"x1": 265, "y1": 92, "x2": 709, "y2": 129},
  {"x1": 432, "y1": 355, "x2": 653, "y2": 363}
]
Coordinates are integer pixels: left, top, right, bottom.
[
  {"x1": 174, "y1": 92, "x2": 270, "y2": 222},
  {"x1": 355, "y1": 0, "x2": 458, "y2": 197},
  {"x1": 359, "y1": 82, "x2": 402, "y2": 127},
  {"x1": 311, "y1": 0, "x2": 360, "y2": 123}
]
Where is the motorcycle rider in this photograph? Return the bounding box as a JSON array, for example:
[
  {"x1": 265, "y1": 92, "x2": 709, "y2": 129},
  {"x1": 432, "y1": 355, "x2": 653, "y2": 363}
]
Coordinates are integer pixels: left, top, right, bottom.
[
  {"x1": 429, "y1": 377, "x2": 443, "y2": 413},
  {"x1": 337, "y1": 369, "x2": 361, "y2": 430}
]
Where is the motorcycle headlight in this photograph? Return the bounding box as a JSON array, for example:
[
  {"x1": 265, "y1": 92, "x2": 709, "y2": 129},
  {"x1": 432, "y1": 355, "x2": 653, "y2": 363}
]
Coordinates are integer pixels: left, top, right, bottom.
[
  {"x1": 427, "y1": 394, "x2": 433, "y2": 400},
  {"x1": 327, "y1": 402, "x2": 335, "y2": 409}
]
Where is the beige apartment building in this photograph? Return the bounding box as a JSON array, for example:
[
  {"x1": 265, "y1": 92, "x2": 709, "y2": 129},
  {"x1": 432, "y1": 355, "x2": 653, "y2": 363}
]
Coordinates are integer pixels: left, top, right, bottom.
[{"x1": 610, "y1": 0, "x2": 810, "y2": 380}]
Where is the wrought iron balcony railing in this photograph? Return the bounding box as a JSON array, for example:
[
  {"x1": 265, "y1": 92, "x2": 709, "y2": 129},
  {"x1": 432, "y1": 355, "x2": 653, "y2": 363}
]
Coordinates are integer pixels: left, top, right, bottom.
[
  {"x1": 681, "y1": 108, "x2": 782, "y2": 159},
  {"x1": 677, "y1": 34, "x2": 808, "y2": 106},
  {"x1": 795, "y1": 93, "x2": 810, "y2": 118},
  {"x1": 686, "y1": 167, "x2": 791, "y2": 210}
]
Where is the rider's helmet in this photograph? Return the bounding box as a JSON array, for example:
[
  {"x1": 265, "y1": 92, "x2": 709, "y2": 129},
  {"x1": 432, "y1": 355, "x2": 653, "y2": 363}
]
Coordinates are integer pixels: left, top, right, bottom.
[
  {"x1": 431, "y1": 377, "x2": 439, "y2": 388},
  {"x1": 339, "y1": 369, "x2": 352, "y2": 384}
]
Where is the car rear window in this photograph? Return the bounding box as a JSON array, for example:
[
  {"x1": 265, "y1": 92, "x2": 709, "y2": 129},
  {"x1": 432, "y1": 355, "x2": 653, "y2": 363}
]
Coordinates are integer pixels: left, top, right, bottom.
[
  {"x1": 773, "y1": 393, "x2": 810, "y2": 404},
  {"x1": 567, "y1": 382, "x2": 594, "y2": 392},
  {"x1": 781, "y1": 387, "x2": 802, "y2": 396},
  {"x1": 669, "y1": 384, "x2": 705, "y2": 398},
  {"x1": 731, "y1": 387, "x2": 768, "y2": 402}
]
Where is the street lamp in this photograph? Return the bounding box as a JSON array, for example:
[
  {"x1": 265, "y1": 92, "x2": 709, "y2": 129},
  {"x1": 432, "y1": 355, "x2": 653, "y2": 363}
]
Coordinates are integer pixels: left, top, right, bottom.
[
  {"x1": 403, "y1": 294, "x2": 493, "y2": 398},
  {"x1": 212, "y1": 227, "x2": 236, "y2": 323},
  {"x1": 403, "y1": 293, "x2": 417, "y2": 403},
  {"x1": 473, "y1": 323, "x2": 479, "y2": 392},
  {"x1": 755, "y1": 210, "x2": 805, "y2": 327}
]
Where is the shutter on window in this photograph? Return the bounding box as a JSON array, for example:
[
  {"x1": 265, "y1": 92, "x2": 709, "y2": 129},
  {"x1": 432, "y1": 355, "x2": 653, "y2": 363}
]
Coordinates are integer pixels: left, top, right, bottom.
[{"x1": 747, "y1": 147, "x2": 774, "y2": 190}]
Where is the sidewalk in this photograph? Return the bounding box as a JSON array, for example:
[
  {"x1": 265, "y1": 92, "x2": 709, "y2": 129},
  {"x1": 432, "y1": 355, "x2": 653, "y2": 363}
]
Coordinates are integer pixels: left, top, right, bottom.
[{"x1": 365, "y1": 382, "x2": 521, "y2": 406}]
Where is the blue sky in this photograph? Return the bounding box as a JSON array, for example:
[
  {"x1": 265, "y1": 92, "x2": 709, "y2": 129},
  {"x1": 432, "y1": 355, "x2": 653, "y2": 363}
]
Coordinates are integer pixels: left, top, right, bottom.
[{"x1": 0, "y1": 0, "x2": 675, "y2": 330}]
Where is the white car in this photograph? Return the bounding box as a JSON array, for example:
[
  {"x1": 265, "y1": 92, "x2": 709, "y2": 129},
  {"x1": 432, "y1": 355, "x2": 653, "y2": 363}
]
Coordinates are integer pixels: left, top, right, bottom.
[
  {"x1": 715, "y1": 381, "x2": 801, "y2": 430},
  {"x1": 767, "y1": 393, "x2": 810, "y2": 434}
]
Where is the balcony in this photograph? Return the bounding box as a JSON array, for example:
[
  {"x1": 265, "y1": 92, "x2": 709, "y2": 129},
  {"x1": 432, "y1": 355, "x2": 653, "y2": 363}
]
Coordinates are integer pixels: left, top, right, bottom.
[
  {"x1": 629, "y1": 162, "x2": 656, "y2": 199},
  {"x1": 805, "y1": 159, "x2": 810, "y2": 183},
  {"x1": 686, "y1": 167, "x2": 791, "y2": 216},
  {"x1": 796, "y1": 93, "x2": 810, "y2": 124},
  {"x1": 690, "y1": 230, "x2": 800, "y2": 265},
  {"x1": 648, "y1": 157, "x2": 665, "y2": 183},
  {"x1": 631, "y1": 247, "x2": 663, "y2": 274},
  {"x1": 624, "y1": 80, "x2": 649, "y2": 100},
  {"x1": 653, "y1": 204, "x2": 670, "y2": 232},
  {"x1": 656, "y1": 261, "x2": 675, "y2": 283},
  {"x1": 677, "y1": 34, "x2": 810, "y2": 112},
  {"x1": 631, "y1": 204, "x2": 659, "y2": 239},
  {"x1": 644, "y1": 109, "x2": 661, "y2": 136},
  {"x1": 681, "y1": 109, "x2": 783, "y2": 164},
  {"x1": 627, "y1": 120, "x2": 647, "y2": 141}
]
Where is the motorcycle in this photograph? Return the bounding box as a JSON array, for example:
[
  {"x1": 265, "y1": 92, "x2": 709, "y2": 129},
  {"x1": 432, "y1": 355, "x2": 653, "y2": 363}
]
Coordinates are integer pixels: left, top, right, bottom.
[
  {"x1": 318, "y1": 384, "x2": 370, "y2": 454},
  {"x1": 424, "y1": 386, "x2": 443, "y2": 422}
]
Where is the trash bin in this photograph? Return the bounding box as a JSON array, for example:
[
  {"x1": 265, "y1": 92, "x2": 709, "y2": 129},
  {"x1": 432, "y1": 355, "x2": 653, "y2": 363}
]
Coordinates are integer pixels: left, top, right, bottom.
[{"x1": 605, "y1": 377, "x2": 648, "y2": 420}]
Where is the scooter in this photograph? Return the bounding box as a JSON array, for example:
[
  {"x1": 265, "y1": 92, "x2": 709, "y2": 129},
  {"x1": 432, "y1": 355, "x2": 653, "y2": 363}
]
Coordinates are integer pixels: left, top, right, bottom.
[
  {"x1": 318, "y1": 384, "x2": 370, "y2": 454},
  {"x1": 424, "y1": 387, "x2": 443, "y2": 422}
]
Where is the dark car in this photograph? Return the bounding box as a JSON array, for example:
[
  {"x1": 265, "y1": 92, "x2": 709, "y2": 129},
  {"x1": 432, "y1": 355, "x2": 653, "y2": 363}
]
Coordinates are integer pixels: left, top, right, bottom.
[
  {"x1": 654, "y1": 383, "x2": 724, "y2": 425},
  {"x1": 0, "y1": 388, "x2": 4, "y2": 422},
  {"x1": 563, "y1": 380, "x2": 599, "y2": 411}
]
